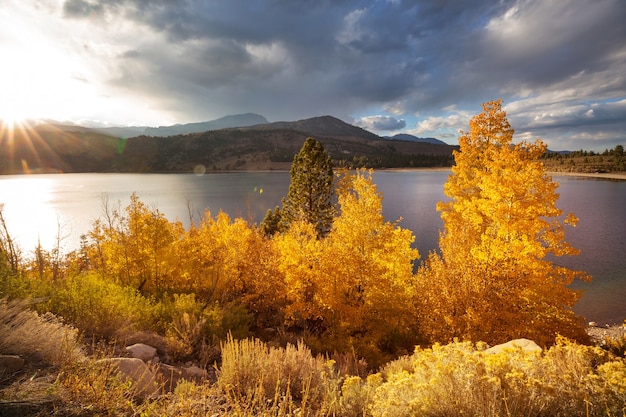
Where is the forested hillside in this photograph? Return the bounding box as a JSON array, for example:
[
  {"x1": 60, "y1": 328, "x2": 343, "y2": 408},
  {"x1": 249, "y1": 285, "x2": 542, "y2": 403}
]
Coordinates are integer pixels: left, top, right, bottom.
[{"x1": 0, "y1": 116, "x2": 455, "y2": 174}]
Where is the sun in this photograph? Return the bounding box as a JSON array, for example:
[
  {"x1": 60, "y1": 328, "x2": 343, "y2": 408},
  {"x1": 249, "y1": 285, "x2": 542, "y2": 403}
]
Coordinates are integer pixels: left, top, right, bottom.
[
  {"x1": 0, "y1": 3, "x2": 103, "y2": 126},
  {"x1": 1, "y1": 109, "x2": 28, "y2": 132}
]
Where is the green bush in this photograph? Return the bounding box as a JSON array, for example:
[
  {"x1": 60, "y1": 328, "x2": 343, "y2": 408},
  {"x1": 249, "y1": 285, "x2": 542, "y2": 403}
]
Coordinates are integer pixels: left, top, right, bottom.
[
  {"x1": 159, "y1": 294, "x2": 251, "y2": 360},
  {"x1": 42, "y1": 272, "x2": 157, "y2": 339}
]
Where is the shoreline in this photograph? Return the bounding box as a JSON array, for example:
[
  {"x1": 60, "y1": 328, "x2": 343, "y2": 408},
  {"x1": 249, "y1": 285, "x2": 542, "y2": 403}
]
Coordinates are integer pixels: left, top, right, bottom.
[
  {"x1": 382, "y1": 167, "x2": 626, "y2": 181},
  {"x1": 2, "y1": 167, "x2": 625, "y2": 180},
  {"x1": 548, "y1": 171, "x2": 626, "y2": 181}
]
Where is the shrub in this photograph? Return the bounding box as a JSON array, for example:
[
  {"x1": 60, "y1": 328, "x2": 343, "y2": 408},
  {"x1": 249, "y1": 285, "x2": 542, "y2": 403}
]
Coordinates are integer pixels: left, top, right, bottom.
[
  {"x1": 161, "y1": 294, "x2": 252, "y2": 361},
  {"x1": 42, "y1": 272, "x2": 157, "y2": 339},
  {"x1": 217, "y1": 334, "x2": 335, "y2": 413},
  {"x1": 370, "y1": 338, "x2": 626, "y2": 417},
  {"x1": 55, "y1": 348, "x2": 137, "y2": 415}
]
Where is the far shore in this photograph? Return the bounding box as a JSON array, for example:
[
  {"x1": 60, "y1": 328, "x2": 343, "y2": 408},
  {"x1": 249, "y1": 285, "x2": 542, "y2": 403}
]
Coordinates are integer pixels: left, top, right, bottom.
[
  {"x1": 378, "y1": 167, "x2": 452, "y2": 173},
  {"x1": 548, "y1": 171, "x2": 626, "y2": 181},
  {"x1": 380, "y1": 167, "x2": 626, "y2": 181},
  {"x1": 3, "y1": 167, "x2": 625, "y2": 181}
]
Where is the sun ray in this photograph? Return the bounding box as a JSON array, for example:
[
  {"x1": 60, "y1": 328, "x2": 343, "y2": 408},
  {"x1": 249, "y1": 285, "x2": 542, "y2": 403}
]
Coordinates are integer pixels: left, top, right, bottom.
[{"x1": 0, "y1": 120, "x2": 68, "y2": 174}]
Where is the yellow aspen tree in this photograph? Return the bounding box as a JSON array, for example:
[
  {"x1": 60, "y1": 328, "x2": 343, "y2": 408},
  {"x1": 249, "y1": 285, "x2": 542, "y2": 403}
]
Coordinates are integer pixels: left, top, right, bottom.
[
  {"x1": 171, "y1": 211, "x2": 254, "y2": 304},
  {"x1": 233, "y1": 226, "x2": 287, "y2": 330},
  {"x1": 320, "y1": 169, "x2": 420, "y2": 361},
  {"x1": 272, "y1": 219, "x2": 324, "y2": 333},
  {"x1": 88, "y1": 193, "x2": 182, "y2": 294},
  {"x1": 417, "y1": 100, "x2": 590, "y2": 346}
]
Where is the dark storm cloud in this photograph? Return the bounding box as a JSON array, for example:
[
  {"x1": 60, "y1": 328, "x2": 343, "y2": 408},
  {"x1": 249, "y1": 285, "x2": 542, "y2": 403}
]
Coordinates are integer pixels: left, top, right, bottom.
[
  {"x1": 356, "y1": 115, "x2": 406, "y2": 131},
  {"x1": 62, "y1": 0, "x2": 476, "y2": 108},
  {"x1": 60, "y1": 0, "x2": 626, "y2": 150}
]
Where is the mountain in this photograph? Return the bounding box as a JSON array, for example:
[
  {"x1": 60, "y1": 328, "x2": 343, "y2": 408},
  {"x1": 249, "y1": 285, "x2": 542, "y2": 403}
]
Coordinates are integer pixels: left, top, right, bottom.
[
  {"x1": 240, "y1": 115, "x2": 381, "y2": 140},
  {"x1": 0, "y1": 123, "x2": 122, "y2": 174},
  {"x1": 142, "y1": 113, "x2": 268, "y2": 137},
  {"x1": 546, "y1": 149, "x2": 571, "y2": 155},
  {"x1": 1, "y1": 116, "x2": 456, "y2": 174},
  {"x1": 387, "y1": 133, "x2": 448, "y2": 145},
  {"x1": 50, "y1": 113, "x2": 271, "y2": 138}
]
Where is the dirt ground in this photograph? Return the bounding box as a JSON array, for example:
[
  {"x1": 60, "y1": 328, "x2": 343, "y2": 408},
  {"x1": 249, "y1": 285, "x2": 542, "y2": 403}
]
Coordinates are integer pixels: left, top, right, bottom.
[{"x1": 587, "y1": 322, "x2": 626, "y2": 345}]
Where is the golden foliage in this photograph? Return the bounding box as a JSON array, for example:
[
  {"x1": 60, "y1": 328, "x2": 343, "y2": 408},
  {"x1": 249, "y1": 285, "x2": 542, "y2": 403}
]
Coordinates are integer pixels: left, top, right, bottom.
[
  {"x1": 417, "y1": 100, "x2": 590, "y2": 346},
  {"x1": 271, "y1": 169, "x2": 421, "y2": 363},
  {"x1": 371, "y1": 338, "x2": 626, "y2": 417},
  {"x1": 319, "y1": 170, "x2": 420, "y2": 360},
  {"x1": 87, "y1": 193, "x2": 184, "y2": 293}
]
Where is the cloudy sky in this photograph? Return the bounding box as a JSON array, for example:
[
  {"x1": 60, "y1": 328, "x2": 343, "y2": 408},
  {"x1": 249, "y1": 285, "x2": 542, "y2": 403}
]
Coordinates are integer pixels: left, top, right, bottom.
[{"x1": 1, "y1": 0, "x2": 625, "y2": 151}]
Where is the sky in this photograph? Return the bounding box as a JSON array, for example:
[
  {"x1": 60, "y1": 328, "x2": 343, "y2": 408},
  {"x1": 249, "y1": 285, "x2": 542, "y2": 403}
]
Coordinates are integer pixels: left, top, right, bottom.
[{"x1": 1, "y1": 0, "x2": 625, "y2": 151}]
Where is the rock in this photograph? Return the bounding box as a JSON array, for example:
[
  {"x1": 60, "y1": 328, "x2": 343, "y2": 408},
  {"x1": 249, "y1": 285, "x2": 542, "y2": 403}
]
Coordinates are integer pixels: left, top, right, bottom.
[
  {"x1": 157, "y1": 363, "x2": 184, "y2": 392},
  {"x1": 126, "y1": 343, "x2": 157, "y2": 363},
  {"x1": 98, "y1": 358, "x2": 159, "y2": 398},
  {"x1": 155, "y1": 364, "x2": 208, "y2": 392},
  {"x1": 485, "y1": 338, "x2": 543, "y2": 355},
  {"x1": 0, "y1": 355, "x2": 25, "y2": 375},
  {"x1": 121, "y1": 332, "x2": 170, "y2": 357},
  {"x1": 181, "y1": 365, "x2": 207, "y2": 382}
]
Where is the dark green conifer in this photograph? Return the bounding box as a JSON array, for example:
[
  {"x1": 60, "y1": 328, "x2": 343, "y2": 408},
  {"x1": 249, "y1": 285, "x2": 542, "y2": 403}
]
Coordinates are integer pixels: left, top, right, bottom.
[{"x1": 261, "y1": 137, "x2": 335, "y2": 237}]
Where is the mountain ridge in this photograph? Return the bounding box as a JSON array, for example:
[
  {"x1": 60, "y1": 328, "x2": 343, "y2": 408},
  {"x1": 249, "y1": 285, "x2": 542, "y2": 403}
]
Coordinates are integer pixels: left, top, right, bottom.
[
  {"x1": 1, "y1": 116, "x2": 455, "y2": 174},
  {"x1": 387, "y1": 133, "x2": 448, "y2": 145}
]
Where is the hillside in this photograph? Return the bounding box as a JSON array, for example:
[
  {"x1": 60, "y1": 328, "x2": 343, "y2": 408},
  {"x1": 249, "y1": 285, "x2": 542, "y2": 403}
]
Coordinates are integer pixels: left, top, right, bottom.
[
  {"x1": 0, "y1": 117, "x2": 456, "y2": 174},
  {"x1": 541, "y1": 148, "x2": 625, "y2": 174},
  {"x1": 387, "y1": 133, "x2": 448, "y2": 145},
  {"x1": 0, "y1": 124, "x2": 122, "y2": 174}
]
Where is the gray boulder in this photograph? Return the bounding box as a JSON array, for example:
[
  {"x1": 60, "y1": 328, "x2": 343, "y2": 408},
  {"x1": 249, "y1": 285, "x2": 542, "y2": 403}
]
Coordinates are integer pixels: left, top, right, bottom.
[
  {"x1": 157, "y1": 363, "x2": 184, "y2": 392},
  {"x1": 125, "y1": 343, "x2": 157, "y2": 363},
  {"x1": 98, "y1": 357, "x2": 159, "y2": 398}
]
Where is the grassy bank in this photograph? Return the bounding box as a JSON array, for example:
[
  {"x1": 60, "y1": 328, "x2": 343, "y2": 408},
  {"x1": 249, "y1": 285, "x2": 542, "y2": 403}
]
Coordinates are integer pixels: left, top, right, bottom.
[{"x1": 1, "y1": 299, "x2": 625, "y2": 416}]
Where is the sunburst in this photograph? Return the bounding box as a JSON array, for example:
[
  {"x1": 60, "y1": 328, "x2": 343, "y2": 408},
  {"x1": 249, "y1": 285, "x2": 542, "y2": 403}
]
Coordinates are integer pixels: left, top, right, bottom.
[{"x1": 0, "y1": 117, "x2": 56, "y2": 174}]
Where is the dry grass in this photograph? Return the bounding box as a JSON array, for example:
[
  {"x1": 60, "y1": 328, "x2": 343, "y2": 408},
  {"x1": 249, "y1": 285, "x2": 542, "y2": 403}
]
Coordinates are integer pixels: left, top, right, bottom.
[
  {"x1": 3, "y1": 297, "x2": 626, "y2": 416},
  {"x1": 0, "y1": 298, "x2": 83, "y2": 366},
  {"x1": 217, "y1": 336, "x2": 328, "y2": 403}
]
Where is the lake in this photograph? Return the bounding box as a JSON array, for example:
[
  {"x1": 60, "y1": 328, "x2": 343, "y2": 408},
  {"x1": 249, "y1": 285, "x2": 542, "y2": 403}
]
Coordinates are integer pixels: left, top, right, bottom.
[{"x1": 0, "y1": 171, "x2": 624, "y2": 325}]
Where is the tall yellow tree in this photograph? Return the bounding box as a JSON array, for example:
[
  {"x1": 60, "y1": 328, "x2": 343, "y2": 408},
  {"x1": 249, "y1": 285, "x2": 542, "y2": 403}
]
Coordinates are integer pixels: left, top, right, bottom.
[
  {"x1": 417, "y1": 100, "x2": 590, "y2": 346},
  {"x1": 319, "y1": 169, "x2": 420, "y2": 362},
  {"x1": 170, "y1": 211, "x2": 256, "y2": 304}
]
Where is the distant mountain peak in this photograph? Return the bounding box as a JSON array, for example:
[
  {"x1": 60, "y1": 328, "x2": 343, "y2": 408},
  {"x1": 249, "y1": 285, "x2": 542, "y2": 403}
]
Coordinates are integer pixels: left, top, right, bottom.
[
  {"x1": 143, "y1": 113, "x2": 268, "y2": 136},
  {"x1": 387, "y1": 133, "x2": 447, "y2": 145},
  {"x1": 244, "y1": 115, "x2": 381, "y2": 140}
]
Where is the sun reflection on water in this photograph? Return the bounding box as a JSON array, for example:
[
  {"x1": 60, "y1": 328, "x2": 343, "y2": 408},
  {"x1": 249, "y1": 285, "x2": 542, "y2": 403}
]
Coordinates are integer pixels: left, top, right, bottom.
[{"x1": 0, "y1": 176, "x2": 63, "y2": 253}]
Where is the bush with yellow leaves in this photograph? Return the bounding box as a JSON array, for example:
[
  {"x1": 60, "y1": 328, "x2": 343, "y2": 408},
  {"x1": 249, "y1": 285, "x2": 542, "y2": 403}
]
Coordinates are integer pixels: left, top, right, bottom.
[{"x1": 370, "y1": 337, "x2": 626, "y2": 417}]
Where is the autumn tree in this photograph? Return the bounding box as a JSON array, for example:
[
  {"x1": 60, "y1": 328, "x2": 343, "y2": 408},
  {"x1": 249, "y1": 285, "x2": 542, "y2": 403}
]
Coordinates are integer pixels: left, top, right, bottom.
[
  {"x1": 261, "y1": 137, "x2": 335, "y2": 237},
  {"x1": 87, "y1": 193, "x2": 183, "y2": 294},
  {"x1": 416, "y1": 100, "x2": 590, "y2": 346},
  {"x1": 319, "y1": 169, "x2": 420, "y2": 363},
  {"x1": 272, "y1": 219, "x2": 325, "y2": 333},
  {"x1": 272, "y1": 170, "x2": 420, "y2": 364}
]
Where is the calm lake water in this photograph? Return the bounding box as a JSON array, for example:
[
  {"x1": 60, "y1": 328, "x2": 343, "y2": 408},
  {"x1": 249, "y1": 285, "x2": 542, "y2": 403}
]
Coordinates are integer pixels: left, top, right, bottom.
[{"x1": 0, "y1": 171, "x2": 624, "y2": 325}]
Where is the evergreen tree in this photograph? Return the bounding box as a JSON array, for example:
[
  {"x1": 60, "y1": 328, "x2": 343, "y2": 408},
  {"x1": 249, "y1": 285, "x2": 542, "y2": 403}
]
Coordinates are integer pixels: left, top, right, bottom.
[{"x1": 262, "y1": 137, "x2": 335, "y2": 237}]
